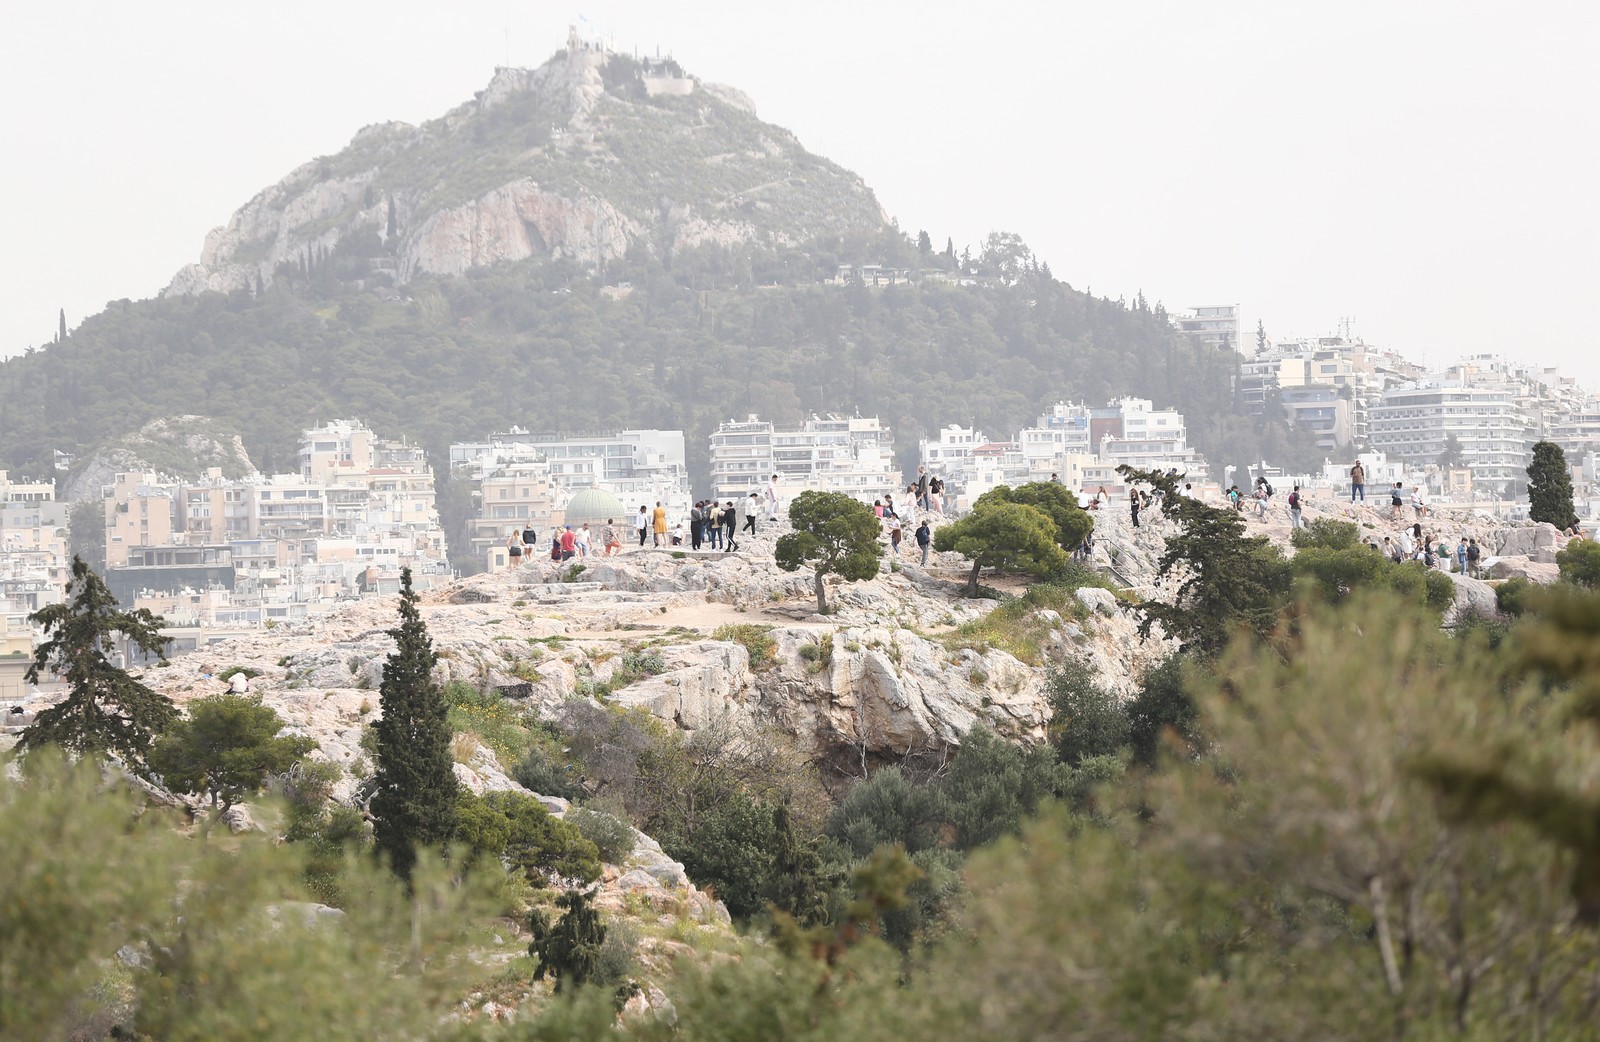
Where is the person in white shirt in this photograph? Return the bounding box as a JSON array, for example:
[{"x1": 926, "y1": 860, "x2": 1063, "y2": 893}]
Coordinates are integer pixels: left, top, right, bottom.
[
  {"x1": 633, "y1": 506, "x2": 649, "y2": 548},
  {"x1": 764, "y1": 474, "x2": 780, "y2": 520}
]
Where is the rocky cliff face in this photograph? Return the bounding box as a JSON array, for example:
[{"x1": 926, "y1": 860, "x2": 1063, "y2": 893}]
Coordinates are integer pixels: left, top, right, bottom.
[{"x1": 165, "y1": 45, "x2": 885, "y2": 297}]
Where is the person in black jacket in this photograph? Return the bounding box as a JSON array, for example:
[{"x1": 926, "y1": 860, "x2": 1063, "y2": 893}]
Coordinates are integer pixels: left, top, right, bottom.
[{"x1": 723, "y1": 501, "x2": 739, "y2": 552}]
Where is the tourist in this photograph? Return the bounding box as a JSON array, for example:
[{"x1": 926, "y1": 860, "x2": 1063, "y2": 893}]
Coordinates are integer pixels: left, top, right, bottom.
[
  {"x1": 1411, "y1": 485, "x2": 1428, "y2": 519},
  {"x1": 635, "y1": 505, "x2": 649, "y2": 548},
  {"x1": 1390, "y1": 482, "x2": 1404, "y2": 521},
  {"x1": 930, "y1": 475, "x2": 946, "y2": 511},
  {"x1": 883, "y1": 493, "x2": 899, "y2": 519},
  {"x1": 916, "y1": 519, "x2": 932, "y2": 565},
  {"x1": 522, "y1": 517, "x2": 538, "y2": 555},
  {"x1": 706, "y1": 506, "x2": 722, "y2": 550},
  {"x1": 916, "y1": 466, "x2": 931, "y2": 511},
  {"x1": 888, "y1": 514, "x2": 904, "y2": 555},
  {"x1": 744, "y1": 492, "x2": 760, "y2": 534},
  {"x1": 723, "y1": 501, "x2": 739, "y2": 552},
  {"x1": 1350, "y1": 460, "x2": 1366, "y2": 502},
  {"x1": 1288, "y1": 485, "x2": 1304, "y2": 529},
  {"x1": 652, "y1": 501, "x2": 668, "y2": 547},
  {"x1": 1466, "y1": 538, "x2": 1481, "y2": 577},
  {"x1": 560, "y1": 525, "x2": 577, "y2": 561},
  {"x1": 765, "y1": 474, "x2": 780, "y2": 521},
  {"x1": 1130, "y1": 491, "x2": 1141, "y2": 529},
  {"x1": 873, "y1": 499, "x2": 884, "y2": 518},
  {"x1": 1456, "y1": 538, "x2": 1468, "y2": 574},
  {"x1": 575, "y1": 522, "x2": 591, "y2": 558},
  {"x1": 602, "y1": 519, "x2": 621, "y2": 557},
  {"x1": 506, "y1": 529, "x2": 523, "y2": 565}
]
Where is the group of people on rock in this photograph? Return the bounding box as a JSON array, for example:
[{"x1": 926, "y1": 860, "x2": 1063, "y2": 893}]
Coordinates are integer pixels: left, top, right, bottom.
[{"x1": 871, "y1": 491, "x2": 935, "y2": 564}]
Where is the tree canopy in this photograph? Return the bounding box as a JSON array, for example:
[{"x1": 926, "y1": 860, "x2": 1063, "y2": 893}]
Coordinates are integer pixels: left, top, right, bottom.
[
  {"x1": 370, "y1": 567, "x2": 458, "y2": 880},
  {"x1": 18, "y1": 556, "x2": 176, "y2": 774},
  {"x1": 1120, "y1": 466, "x2": 1291, "y2": 656},
  {"x1": 774, "y1": 490, "x2": 882, "y2": 613},
  {"x1": 974, "y1": 481, "x2": 1093, "y2": 552},
  {"x1": 934, "y1": 499, "x2": 1067, "y2": 594},
  {"x1": 148, "y1": 694, "x2": 313, "y2": 822},
  {"x1": 1527, "y1": 439, "x2": 1577, "y2": 528}
]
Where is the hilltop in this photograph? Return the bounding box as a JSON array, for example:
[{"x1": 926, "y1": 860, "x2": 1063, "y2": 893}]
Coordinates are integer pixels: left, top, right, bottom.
[
  {"x1": 0, "y1": 34, "x2": 1306, "y2": 510},
  {"x1": 167, "y1": 39, "x2": 885, "y2": 298}
]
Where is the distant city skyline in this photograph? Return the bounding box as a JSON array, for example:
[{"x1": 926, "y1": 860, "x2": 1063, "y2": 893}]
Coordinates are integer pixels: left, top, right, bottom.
[{"x1": 3, "y1": 1, "x2": 1596, "y2": 388}]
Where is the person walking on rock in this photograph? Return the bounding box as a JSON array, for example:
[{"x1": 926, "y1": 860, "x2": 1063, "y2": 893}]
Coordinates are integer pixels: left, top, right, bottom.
[
  {"x1": 1390, "y1": 482, "x2": 1404, "y2": 521},
  {"x1": 738, "y1": 492, "x2": 756, "y2": 535},
  {"x1": 705, "y1": 504, "x2": 722, "y2": 550},
  {"x1": 764, "y1": 474, "x2": 780, "y2": 521},
  {"x1": 1288, "y1": 485, "x2": 1304, "y2": 529},
  {"x1": 634, "y1": 506, "x2": 648, "y2": 548},
  {"x1": 916, "y1": 466, "x2": 931, "y2": 512},
  {"x1": 602, "y1": 520, "x2": 621, "y2": 557},
  {"x1": 723, "y1": 501, "x2": 739, "y2": 552},
  {"x1": 1130, "y1": 491, "x2": 1141, "y2": 529},
  {"x1": 888, "y1": 514, "x2": 904, "y2": 556},
  {"x1": 916, "y1": 519, "x2": 932, "y2": 565},
  {"x1": 652, "y1": 501, "x2": 668, "y2": 547},
  {"x1": 1466, "y1": 538, "x2": 1481, "y2": 577},
  {"x1": 1350, "y1": 461, "x2": 1366, "y2": 502}
]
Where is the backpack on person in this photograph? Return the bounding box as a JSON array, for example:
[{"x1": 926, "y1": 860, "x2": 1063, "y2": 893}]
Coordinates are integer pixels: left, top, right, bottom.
[
  {"x1": 1288, "y1": 491, "x2": 1300, "y2": 510},
  {"x1": 1263, "y1": 481, "x2": 1274, "y2": 497}
]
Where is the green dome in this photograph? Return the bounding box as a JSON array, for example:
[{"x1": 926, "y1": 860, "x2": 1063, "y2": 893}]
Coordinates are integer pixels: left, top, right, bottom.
[{"x1": 563, "y1": 486, "x2": 628, "y2": 528}]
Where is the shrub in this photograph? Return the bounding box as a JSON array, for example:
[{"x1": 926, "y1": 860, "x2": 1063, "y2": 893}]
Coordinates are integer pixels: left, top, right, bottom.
[
  {"x1": 1557, "y1": 538, "x2": 1600, "y2": 589},
  {"x1": 1290, "y1": 518, "x2": 1361, "y2": 551},
  {"x1": 713, "y1": 624, "x2": 778, "y2": 670},
  {"x1": 1047, "y1": 659, "x2": 1130, "y2": 766},
  {"x1": 827, "y1": 766, "x2": 942, "y2": 857},
  {"x1": 457, "y1": 790, "x2": 601, "y2": 886},
  {"x1": 514, "y1": 744, "x2": 585, "y2": 801},
  {"x1": 1496, "y1": 576, "x2": 1537, "y2": 617},
  {"x1": 568, "y1": 806, "x2": 637, "y2": 863},
  {"x1": 936, "y1": 726, "x2": 1064, "y2": 851}
]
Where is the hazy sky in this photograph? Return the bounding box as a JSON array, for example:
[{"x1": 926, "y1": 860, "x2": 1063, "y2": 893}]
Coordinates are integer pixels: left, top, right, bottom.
[{"x1": 3, "y1": 1, "x2": 1597, "y2": 387}]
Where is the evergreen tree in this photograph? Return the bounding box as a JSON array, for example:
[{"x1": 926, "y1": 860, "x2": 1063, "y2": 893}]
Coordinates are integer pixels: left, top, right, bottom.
[
  {"x1": 148, "y1": 694, "x2": 314, "y2": 830},
  {"x1": 774, "y1": 490, "x2": 882, "y2": 613},
  {"x1": 18, "y1": 556, "x2": 176, "y2": 774},
  {"x1": 916, "y1": 229, "x2": 932, "y2": 255},
  {"x1": 57, "y1": 307, "x2": 67, "y2": 343},
  {"x1": 1526, "y1": 439, "x2": 1576, "y2": 528},
  {"x1": 370, "y1": 567, "x2": 458, "y2": 880},
  {"x1": 1438, "y1": 431, "x2": 1466, "y2": 468},
  {"x1": 1119, "y1": 466, "x2": 1292, "y2": 656},
  {"x1": 935, "y1": 500, "x2": 1066, "y2": 595},
  {"x1": 1255, "y1": 318, "x2": 1266, "y2": 354},
  {"x1": 530, "y1": 888, "x2": 606, "y2": 992},
  {"x1": 386, "y1": 195, "x2": 398, "y2": 241}
]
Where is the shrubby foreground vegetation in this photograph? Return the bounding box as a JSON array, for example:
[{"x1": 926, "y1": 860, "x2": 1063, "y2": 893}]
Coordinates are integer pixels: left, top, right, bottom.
[{"x1": 9, "y1": 575, "x2": 1600, "y2": 1037}]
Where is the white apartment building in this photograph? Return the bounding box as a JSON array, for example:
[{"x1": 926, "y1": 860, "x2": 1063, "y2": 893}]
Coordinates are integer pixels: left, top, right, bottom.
[
  {"x1": 1173, "y1": 305, "x2": 1240, "y2": 353},
  {"x1": 1368, "y1": 384, "x2": 1531, "y2": 493},
  {"x1": 0, "y1": 471, "x2": 70, "y2": 627},
  {"x1": 451, "y1": 428, "x2": 688, "y2": 495},
  {"x1": 708, "y1": 415, "x2": 900, "y2": 503}
]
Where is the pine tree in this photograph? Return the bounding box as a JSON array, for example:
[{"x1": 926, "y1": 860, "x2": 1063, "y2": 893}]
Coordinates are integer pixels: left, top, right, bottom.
[
  {"x1": 18, "y1": 557, "x2": 176, "y2": 773},
  {"x1": 530, "y1": 888, "x2": 606, "y2": 992},
  {"x1": 1527, "y1": 440, "x2": 1576, "y2": 528},
  {"x1": 370, "y1": 567, "x2": 458, "y2": 880}
]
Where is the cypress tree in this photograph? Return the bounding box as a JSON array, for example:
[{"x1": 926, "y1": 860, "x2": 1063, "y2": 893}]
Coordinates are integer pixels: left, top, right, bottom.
[
  {"x1": 1527, "y1": 440, "x2": 1576, "y2": 528},
  {"x1": 370, "y1": 567, "x2": 458, "y2": 880},
  {"x1": 19, "y1": 556, "x2": 176, "y2": 774},
  {"x1": 57, "y1": 307, "x2": 67, "y2": 343},
  {"x1": 530, "y1": 888, "x2": 606, "y2": 992}
]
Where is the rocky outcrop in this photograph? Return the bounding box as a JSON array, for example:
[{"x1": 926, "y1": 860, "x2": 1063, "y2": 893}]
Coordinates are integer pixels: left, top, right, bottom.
[
  {"x1": 60, "y1": 415, "x2": 257, "y2": 503},
  {"x1": 164, "y1": 44, "x2": 884, "y2": 299},
  {"x1": 399, "y1": 182, "x2": 639, "y2": 281},
  {"x1": 1494, "y1": 523, "x2": 1567, "y2": 563},
  {"x1": 1442, "y1": 572, "x2": 1501, "y2": 626},
  {"x1": 1485, "y1": 557, "x2": 1561, "y2": 583}
]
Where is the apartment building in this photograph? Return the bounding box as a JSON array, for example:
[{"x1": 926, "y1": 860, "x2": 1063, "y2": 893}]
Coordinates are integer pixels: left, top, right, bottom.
[
  {"x1": 708, "y1": 415, "x2": 899, "y2": 503},
  {"x1": 1368, "y1": 384, "x2": 1531, "y2": 493},
  {"x1": 0, "y1": 471, "x2": 70, "y2": 628}
]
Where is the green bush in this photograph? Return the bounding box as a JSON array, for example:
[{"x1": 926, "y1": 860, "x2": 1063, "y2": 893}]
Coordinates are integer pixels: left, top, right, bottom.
[
  {"x1": 1047, "y1": 659, "x2": 1130, "y2": 767},
  {"x1": 567, "y1": 806, "x2": 637, "y2": 863},
  {"x1": 666, "y1": 793, "x2": 779, "y2": 919},
  {"x1": 827, "y1": 766, "x2": 942, "y2": 857},
  {"x1": 1496, "y1": 576, "x2": 1537, "y2": 617},
  {"x1": 457, "y1": 790, "x2": 601, "y2": 886},
  {"x1": 1557, "y1": 538, "x2": 1600, "y2": 589},
  {"x1": 513, "y1": 743, "x2": 585, "y2": 801},
  {"x1": 713, "y1": 624, "x2": 778, "y2": 670},
  {"x1": 1290, "y1": 517, "x2": 1361, "y2": 551},
  {"x1": 936, "y1": 726, "x2": 1064, "y2": 851}
]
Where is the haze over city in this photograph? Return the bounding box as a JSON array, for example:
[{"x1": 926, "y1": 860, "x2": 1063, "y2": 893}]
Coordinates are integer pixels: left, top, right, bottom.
[{"x1": 3, "y1": 0, "x2": 1597, "y2": 385}]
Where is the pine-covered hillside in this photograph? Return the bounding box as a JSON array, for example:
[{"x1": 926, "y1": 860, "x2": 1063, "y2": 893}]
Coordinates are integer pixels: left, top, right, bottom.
[{"x1": 0, "y1": 40, "x2": 1318, "y2": 493}]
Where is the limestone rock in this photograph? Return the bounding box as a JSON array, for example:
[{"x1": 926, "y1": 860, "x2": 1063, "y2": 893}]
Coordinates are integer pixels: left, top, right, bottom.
[
  {"x1": 1485, "y1": 557, "x2": 1561, "y2": 583},
  {"x1": 1442, "y1": 572, "x2": 1501, "y2": 626},
  {"x1": 1495, "y1": 523, "x2": 1567, "y2": 563},
  {"x1": 1074, "y1": 588, "x2": 1118, "y2": 615}
]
